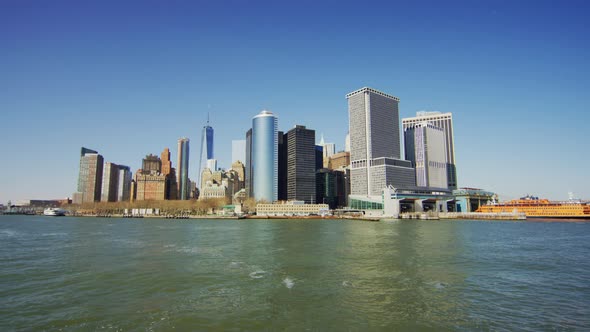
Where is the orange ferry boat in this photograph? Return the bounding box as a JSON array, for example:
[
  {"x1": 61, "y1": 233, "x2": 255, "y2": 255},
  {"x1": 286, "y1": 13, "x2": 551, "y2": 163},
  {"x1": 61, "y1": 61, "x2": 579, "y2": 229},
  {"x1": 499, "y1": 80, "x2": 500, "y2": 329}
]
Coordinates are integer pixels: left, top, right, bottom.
[{"x1": 476, "y1": 195, "x2": 590, "y2": 218}]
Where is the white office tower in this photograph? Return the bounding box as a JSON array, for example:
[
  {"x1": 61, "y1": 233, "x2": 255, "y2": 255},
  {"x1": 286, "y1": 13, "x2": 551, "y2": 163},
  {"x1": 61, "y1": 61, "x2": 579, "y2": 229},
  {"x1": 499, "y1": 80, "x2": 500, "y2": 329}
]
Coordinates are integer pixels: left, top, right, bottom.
[
  {"x1": 347, "y1": 87, "x2": 415, "y2": 200},
  {"x1": 404, "y1": 122, "x2": 448, "y2": 189},
  {"x1": 402, "y1": 111, "x2": 457, "y2": 189}
]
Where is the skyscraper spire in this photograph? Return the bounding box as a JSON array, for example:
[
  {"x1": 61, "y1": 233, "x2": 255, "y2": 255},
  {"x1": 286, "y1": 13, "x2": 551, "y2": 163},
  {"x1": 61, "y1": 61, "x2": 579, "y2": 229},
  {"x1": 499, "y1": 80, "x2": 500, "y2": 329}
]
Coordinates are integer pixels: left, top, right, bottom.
[{"x1": 320, "y1": 133, "x2": 325, "y2": 145}]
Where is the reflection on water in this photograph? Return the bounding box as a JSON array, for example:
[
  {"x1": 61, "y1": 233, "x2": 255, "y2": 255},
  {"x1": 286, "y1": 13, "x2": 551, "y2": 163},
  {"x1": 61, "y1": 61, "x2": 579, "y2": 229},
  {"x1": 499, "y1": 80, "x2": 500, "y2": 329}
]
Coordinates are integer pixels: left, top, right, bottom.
[{"x1": 0, "y1": 216, "x2": 589, "y2": 331}]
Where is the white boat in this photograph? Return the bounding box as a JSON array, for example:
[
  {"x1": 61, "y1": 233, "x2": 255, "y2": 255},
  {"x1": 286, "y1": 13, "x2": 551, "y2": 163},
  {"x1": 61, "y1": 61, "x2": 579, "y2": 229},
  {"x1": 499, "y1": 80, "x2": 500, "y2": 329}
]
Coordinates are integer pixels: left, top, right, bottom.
[{"x1": 43, "y1": 208, "x2": 66, "y2": 216}]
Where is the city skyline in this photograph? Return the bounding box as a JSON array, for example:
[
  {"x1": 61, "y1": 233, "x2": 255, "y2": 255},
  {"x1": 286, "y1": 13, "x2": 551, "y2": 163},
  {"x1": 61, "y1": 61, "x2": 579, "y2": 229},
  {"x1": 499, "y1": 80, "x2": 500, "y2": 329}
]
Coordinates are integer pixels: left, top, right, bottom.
[{"x1": 1, "y1": 1, "x2": 589, "y2": 202}]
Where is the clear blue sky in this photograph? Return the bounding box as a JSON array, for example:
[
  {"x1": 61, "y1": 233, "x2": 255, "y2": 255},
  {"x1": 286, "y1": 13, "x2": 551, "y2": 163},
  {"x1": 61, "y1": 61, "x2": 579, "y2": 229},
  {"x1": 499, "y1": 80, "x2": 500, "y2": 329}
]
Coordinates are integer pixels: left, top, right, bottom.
[{"x1": 1, "y1": 0, "x2": 589, "y2": 203}]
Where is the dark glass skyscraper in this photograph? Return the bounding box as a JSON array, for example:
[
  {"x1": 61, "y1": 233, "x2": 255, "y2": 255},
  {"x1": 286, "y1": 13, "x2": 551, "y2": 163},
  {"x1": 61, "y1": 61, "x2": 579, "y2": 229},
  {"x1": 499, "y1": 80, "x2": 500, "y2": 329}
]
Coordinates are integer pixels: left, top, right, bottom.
[
  {"x1": 286, "y1": 125, "x2": 316, "y2": 203},
  {"x1": 198, "y1": 116, "x2": 214, "y2": 189},
  {"x1": 177, "y1": 138, "x2": 190, "y2": 200}
]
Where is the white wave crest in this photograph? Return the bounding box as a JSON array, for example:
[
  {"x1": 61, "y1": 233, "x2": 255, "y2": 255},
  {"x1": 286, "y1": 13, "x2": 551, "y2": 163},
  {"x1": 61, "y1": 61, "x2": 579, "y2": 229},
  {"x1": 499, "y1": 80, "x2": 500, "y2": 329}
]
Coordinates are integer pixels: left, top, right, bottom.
[{"x1": 283, "y1": 277, "x2": 295, "y2": 289}]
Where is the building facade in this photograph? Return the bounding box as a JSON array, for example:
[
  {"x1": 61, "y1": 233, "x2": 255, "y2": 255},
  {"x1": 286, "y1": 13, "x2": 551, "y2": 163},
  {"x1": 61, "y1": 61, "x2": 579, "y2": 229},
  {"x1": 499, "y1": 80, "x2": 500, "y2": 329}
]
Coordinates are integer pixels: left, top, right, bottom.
[
  {"x1": 404, "y1": 122, "x2": 448, "y2": 189},
  {"x1": 134, "y1": 171, "x2": 167, "y2": 201},
  {"x1": 256, "y1": 202, "x2": 330, "y2": 216},
  {"x1": 402, "y1": 111, "x2": 457, "y2": 189},
  {"x1": 160, "y1": 148, "x2": 177, "y2": 200},
  {"x1": 327, "y1": 151, "x2": 350, "y2": 170},
  {"x1": 252, "y1": 110, "x2": 278, "y2": 202},
  {"x1": 347, "y1": 87, "x2": 416, "y2": 198},
  {"x1": 286, "y1": 125, "x2": 316, "y2": 203},
  {"x1": 101, "y1": 162, "x2": 119, "y2": 202},
  {"x1": 177, "y1": 137, "x2": 190, "y2": 200},
  {"x1": 117, "y1": 165, "x2": 132, "y2": 201},
  {"x1": 74, "y1": 147, "x2": 104, "y2": 204}
]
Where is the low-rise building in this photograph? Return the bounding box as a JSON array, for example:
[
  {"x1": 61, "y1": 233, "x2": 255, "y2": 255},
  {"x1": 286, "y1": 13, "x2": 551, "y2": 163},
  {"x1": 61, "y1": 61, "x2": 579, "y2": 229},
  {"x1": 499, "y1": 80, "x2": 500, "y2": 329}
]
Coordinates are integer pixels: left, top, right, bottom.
[{"x1": 256, "y1": 201, "x2": 330, "y2": 216}]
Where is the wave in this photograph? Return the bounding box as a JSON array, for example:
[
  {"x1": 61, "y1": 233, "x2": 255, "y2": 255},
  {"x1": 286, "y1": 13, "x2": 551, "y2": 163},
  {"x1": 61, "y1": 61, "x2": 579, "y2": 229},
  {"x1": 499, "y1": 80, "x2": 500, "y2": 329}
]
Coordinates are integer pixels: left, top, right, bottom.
[
  {"x1": 249, "y1": 270, "x2": 267, "y2": 279},
  {"x1": 283, "y1": 277, "x2": 295, "y2": 289}
]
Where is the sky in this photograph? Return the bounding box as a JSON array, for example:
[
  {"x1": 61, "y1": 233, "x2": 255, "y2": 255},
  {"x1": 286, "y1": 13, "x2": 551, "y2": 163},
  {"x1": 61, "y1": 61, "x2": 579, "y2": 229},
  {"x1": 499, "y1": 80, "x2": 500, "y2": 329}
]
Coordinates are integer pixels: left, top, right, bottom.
[{"x1": 1, "y1": 0, "x2": 589, "y2": 203}]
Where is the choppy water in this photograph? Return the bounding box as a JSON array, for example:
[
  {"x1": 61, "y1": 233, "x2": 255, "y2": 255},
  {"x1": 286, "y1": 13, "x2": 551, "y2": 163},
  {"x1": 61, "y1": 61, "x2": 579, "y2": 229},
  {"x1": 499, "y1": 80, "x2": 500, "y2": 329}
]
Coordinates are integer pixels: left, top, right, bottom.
[{"x1": 1, "y1": 215, "x2": 589, "y2": 331}]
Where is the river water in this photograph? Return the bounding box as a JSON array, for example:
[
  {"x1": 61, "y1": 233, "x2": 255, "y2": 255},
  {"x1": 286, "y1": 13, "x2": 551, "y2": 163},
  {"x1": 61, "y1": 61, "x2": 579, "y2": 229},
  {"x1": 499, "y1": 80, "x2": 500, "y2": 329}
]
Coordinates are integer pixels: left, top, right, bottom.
[{"x1": 1, "y1": 215, "x2": 589, "y2": 331}]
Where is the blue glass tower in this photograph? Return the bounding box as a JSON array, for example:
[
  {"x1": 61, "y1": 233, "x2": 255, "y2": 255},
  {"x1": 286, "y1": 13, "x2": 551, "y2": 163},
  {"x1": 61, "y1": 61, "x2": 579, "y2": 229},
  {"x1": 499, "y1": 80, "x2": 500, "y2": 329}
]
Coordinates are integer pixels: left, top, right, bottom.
[
  {"x1": 198, "y1": 115, "x2": 214, "y2": 189},
  {"x1": 252, "y1": 110, "x2": 278, "y2": 202}
]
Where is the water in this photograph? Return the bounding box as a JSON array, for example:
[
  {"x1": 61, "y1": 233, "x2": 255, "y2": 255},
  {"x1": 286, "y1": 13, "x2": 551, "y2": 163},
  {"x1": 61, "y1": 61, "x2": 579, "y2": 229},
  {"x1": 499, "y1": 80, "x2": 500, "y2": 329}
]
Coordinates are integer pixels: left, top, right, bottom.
[{"x1": 1, "y1": 216, "x2": 589, "y2": 331}]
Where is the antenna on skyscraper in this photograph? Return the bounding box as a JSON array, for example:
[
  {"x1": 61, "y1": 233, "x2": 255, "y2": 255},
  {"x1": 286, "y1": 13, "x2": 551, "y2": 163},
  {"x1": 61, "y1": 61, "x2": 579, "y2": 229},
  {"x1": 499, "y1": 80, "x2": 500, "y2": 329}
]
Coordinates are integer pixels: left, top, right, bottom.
[{"x1": 207, "y1": 112, "x2": 210, "y2": 125}]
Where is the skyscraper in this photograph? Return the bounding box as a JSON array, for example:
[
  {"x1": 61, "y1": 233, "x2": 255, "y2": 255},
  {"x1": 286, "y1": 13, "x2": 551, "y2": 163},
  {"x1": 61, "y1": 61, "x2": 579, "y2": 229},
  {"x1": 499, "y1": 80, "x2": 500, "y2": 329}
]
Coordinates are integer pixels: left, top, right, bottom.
[
  {"x1": 198, "y1": 116, "x2": 214, "y2": 189},
  {"x1": 277, "y1": 131, "x2": 288, "y2": 201},
  {"x1": 161, "y1": 147, "x2": 177, "y2": 200},
  {"x1": 245, "y1": 128, "x2": 253, "y2": 198},
  {"x1": 117, "y1": 165, "x2": 132, "y2": 202},
  {"x1": 101, "y1": 162, "x2": 119, "y2": 202},
  {"x1": 347, "y1": 87, "x2": 415, "y2": 199},
  {"x1": 74, "y1": 147, "x2": 104, "y2": 204},
  {"x1": 404, "y1": 122, "x2": 448, "y2": 189},
  {"x1": 286, "y1": 125, "x2": 316, "y2": 203},
  {"x1": 177, "y1": 138, "x2": 190, "y2": 200},
  {"x1": 252, "y1": 110, "x2": 278, "y2": 202},
  {"x1": 402, "y1": 111, "x2": 457, "y2": 189}
]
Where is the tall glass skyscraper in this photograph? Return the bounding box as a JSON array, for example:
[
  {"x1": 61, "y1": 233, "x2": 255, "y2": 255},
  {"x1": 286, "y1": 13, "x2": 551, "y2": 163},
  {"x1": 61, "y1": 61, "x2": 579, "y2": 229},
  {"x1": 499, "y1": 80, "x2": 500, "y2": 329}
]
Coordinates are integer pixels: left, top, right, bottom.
[
  {"x1": 198, "y1": 117, "x2": 214, "y2": 189},
  {"x1": 74, "y1": 147, "x2": 104, "y2": 204},
  {"x1": 177, "y1": 137, "x2": 190, "y2": 200},
  {"x1": 252, "y1": 110, "x2": 278, "y2": 202}
]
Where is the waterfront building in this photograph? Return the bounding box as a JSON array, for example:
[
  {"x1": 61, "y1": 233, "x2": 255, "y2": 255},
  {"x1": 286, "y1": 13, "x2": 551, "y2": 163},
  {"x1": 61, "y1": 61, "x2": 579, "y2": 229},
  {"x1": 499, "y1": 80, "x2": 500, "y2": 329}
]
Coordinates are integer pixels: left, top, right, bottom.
[
  {"x1": 347, "y1": 87, "x2": 416, "y2": 203},
  {"x1": 404, "y1": 122, "x2": 448, "y2": 189},
  {"x1": 318, "y1": 134, "x2": 336, "y2": 168},
  {"x1": 117, "y1": 165, "x2": 132, "y2": 202},
  {"x1": 252, "y1": 110, "x2": 278, "y2": 202},
  {"x1": 199, "y1": 167, "x2": 241, "y2": 203},
  {"x1": 134, "y1": 171, "x2": 167, "y2": 201},
  {"x1": 286, "y1": 125, "x2": 316, "y2": 203},
  {"x1": 198, "y1": 117, "x2": 214, "y2": 190},
  {"x1": 101, "y1": 162, "x2": 119, "y2": 202},
  {"x1": 177, "y1": 137, "x2": 190, "y2": 200},
  {"x1": 245, "y1": 128, "x2": 253, "y2": 198},
  {"x1": 316, "y1": 168, "x2": 349, "y2": 209},
  {"x1": 232, "y1": 140, "x2": 246, "y2": 163},
  {"x1": 134, "y1": 154, "x2": 167, "y2": 201},
  {"x1": 73, "y1": 147, "x2": 104, "y2": 204},
  {"x1": 402, "y1": 111, "x2": 457, "y2": 189},
  {"x1": 327, "y1": 151, "x2": 350, "y2": 170},
  {"x1": 256, "y1": 201, "x2": 330, "y2": 217},
  {"x1": 200, "y1": 181, "x2": 230, "y2": 202},
  {"x1": 453, "y1": 187, "x2": 496, "y2": 212}
]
